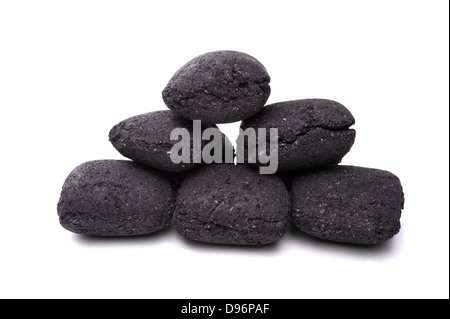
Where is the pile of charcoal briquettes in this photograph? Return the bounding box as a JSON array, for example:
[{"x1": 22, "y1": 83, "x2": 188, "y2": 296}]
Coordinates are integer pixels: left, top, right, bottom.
[{"x1": 57, "y1": 51, "x2": 404, "y2": 246}]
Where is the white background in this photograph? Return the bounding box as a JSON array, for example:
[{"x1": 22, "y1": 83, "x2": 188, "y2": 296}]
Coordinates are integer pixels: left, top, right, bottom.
[{"x1": 0, "y1": 1, "x2": 448, "y2": 299}]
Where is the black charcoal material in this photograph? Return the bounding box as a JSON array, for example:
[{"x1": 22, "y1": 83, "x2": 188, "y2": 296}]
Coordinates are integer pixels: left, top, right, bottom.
[
  {"x1": 276, "y1": 165, "x2": 339, "y2": 190},
  {"x1": 275, "y1": 171, "x2": 297, "y2": 190},
  {"x1": 109, "y1": 110, "x2": 233, "y2": 172},
  {"x1": 239, "y1": 99, "x2": 356, "y2": 171},
  {"x1": 175, "y1": 164, "x2": 290, "y2": 245},
  {"x1": 163, "y1": 170, "x2": 190, "y2": 192},
  {"x1": 291, "y1": 166, "x2": 405, "y2": 244},
  {"x1": 162, "y1": 50, "x2": 271, "y2": 124},
  {"x1": 57, "y1": 160, "x2": 174, "y2": 236}
]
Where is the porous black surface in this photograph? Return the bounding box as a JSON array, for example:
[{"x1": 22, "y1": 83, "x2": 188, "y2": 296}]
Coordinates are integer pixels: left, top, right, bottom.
[
  {"x1": 175, "y1": 164, "x2": 291, "y2": 245},
  {"x1": 57, "y1": 160, "x2": 174, "y2": 236},
  {"x1": 162, "y1": 51, "x2": 271, "y2": 124},
  {"x1": 291, "y1": 165, "x2": 405, "y2": 244},
  {"x1": 239, "y1": 99, "x2": 356, "y2": 171},
  {"x1": 109, "y1": 110, "x2": 234, "y2": 172},
  {"x1": 276, "y1": 164, "x2": 339, "y2": 190}
]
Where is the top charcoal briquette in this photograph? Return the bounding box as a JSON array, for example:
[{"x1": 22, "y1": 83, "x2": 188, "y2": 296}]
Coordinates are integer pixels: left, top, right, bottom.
[{"x1": 162, "y1": 51, "x2": 271, "y2": 124}]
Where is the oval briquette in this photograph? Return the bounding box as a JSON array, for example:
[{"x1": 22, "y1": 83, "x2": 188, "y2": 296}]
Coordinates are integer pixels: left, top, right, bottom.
[
  {"x1": 291, "y1": 165, "x2": 405, "y2": 244},
  {"x1": 57, "y1": 160, "x2": 174, "y2": 236},
  {"x1": 162, "y1": 51, "x2": 271, "y2": 124},
  {"x1": 175, "y1": 164, "x2": 290, "y2": 245},
  {"x1": 109, "y1": 110, "x2": 233, "y2": 172},
  {"x1": 239, "y1": 99, "x2": 356, "y2": 171}
]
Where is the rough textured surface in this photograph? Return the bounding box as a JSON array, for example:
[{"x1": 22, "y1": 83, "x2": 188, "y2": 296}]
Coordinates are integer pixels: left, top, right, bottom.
[
  {"x1": 175, "y1": 164, "x2": 290, "y2": 245},
  {"x1": 162, "y1": 50, "x2": 271, "y2": 124},
  {"x1": 276, "y1": 164, "x2": 339, "y2": 190},
  {"x1": 109, "y1": 110, "x2": 234, "y2": 172},
  {"x1": 239, "y1": 99, "x2": 356, "y2": 171},
  {"x1": 57, "y1": 160, "x2": 174, "y2": 236},
  {"x1": 291, "y1": 166, "x2": 405, "y2": 244}
]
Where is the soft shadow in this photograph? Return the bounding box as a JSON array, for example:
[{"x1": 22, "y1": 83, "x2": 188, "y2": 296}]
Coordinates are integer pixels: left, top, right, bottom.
[
  {"x1": 71, "y1": 221, "x2": 402, "y2": 257},
  {"x1": 285, "y1": 224, "x2": 399, "y2": 257},
  {"x1": 72, "y1": 223, "x2": 175, "y2": 246},
  {"x1": 176, "y1": 232, "x2": 282, "y2": 254}
]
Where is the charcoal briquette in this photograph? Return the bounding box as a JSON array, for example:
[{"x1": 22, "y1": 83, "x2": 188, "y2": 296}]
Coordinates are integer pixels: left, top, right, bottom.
[
  {"x1": 291, "y1": 165, "x2": 405, "y2": 244},
  {"x1": 109, "y1": 110, "x2": 233, "y2": 172},
  {"x1": 163, "y1": 50, "x2": 271, "y2": 124},
  {"x1": 239, "y1": 99, "x2": 356, "y2": 171},
  {"x1": 175, "y1": 164, "x2": 290, "y2": 245},
  {"x1": 57, "y1": 160, "x2": 174, "y2": 236}
]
